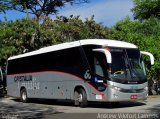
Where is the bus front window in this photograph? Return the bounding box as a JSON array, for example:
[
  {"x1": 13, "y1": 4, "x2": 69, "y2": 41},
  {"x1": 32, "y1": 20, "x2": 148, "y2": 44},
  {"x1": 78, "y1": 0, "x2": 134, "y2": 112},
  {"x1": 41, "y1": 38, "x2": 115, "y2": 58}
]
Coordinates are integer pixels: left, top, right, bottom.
[
  {"x1": 109, "y1": 49, "x2": 127, "y2": 80},
  {"x1": 109, "y1": 48, "x2": 147, "y2": 84},
  {"x1": 126, "y1": 49, "x2": 147, "y2": 82}
]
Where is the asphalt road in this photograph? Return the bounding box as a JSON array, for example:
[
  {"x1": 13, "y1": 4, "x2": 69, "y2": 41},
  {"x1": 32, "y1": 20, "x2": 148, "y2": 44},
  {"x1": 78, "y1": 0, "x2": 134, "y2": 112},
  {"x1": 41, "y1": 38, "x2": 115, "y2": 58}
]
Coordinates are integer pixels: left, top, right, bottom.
[{"x1": 0, "y1": 97, "x2": 160, "y2": 119}]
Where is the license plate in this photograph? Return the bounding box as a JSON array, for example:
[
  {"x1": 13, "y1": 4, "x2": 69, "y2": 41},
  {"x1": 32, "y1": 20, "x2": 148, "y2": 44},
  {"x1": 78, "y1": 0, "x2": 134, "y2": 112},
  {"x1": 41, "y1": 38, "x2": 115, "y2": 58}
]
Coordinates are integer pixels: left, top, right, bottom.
[{"x1": 130, "y1": 95, "x2": 137, "y2": 100}]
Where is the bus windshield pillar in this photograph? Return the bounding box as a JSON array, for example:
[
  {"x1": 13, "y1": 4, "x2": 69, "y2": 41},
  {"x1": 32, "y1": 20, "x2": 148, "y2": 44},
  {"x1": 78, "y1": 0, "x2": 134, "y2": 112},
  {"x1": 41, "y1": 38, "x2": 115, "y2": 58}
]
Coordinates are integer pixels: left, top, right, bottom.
[{"x1": 92, "y1": 49, "x2": 112, "y2": 63}]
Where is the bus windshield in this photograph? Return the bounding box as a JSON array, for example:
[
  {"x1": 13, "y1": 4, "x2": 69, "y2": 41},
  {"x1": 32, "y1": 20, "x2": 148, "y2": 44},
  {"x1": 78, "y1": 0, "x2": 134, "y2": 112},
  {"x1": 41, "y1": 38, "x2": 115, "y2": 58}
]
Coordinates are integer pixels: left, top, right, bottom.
[{"x1": 109, "y1": 48, "x2": 147, "y2": 84}]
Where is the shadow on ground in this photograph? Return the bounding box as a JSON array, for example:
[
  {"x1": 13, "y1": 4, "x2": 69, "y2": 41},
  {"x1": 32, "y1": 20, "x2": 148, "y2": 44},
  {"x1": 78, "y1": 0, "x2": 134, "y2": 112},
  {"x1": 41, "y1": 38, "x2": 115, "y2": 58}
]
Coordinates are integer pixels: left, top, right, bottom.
[
  {"x1": 12, "y1": 98, "x2": 146, "y2": 109},
  {"x1": 145, "y1": 104, "x2": 160, "y2": 112},
  {"x1": 0, "y1": 97, "x2": 148, "y2": 119},
  {"x1": 0, "y1": 98, "x2": 63, "y2": 119}
]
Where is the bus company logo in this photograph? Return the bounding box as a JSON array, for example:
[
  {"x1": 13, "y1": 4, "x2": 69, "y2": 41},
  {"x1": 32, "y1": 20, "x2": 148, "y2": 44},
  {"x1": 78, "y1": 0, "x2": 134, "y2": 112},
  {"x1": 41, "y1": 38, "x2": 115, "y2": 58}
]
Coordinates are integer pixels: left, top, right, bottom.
[
  {"x1": 84, "y1": 70, "x2": 91, "y2": 79},
  {"x1": 14, "y1": 75, "x2": 40, "y2": 90},
  {"x1": 14, "y1": 75, "x2": 32, "y2": 82},
  {"x1": 131, "y1": 72, "x2": 137, "y2": 78}
]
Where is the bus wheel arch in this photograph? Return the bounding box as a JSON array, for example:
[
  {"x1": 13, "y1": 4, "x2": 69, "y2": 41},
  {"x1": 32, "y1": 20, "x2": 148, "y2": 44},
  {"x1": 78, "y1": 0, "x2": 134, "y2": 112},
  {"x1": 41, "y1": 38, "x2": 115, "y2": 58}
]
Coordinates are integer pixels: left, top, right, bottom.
[
  {"x1": 20, "y1": 87, "x2": 28, "y2": 103},
  {"x1": 74, "y1": 86, "x2": 88, "y2": 107}
]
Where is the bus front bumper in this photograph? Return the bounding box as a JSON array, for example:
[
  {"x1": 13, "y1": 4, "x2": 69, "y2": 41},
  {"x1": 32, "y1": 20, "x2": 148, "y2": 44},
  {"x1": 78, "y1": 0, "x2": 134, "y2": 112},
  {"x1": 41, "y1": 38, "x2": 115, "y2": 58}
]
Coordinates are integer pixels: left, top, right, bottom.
[{"x1": 107, "y1": 88, "x2": 148, "y2": 102}]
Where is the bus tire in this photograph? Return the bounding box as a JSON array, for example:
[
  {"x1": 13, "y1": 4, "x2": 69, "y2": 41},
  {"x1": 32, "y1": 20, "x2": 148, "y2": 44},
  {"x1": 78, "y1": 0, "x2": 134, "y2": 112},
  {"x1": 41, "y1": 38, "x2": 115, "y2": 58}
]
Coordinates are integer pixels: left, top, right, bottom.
[
  {"x1": 20, "y1": 88, "x2": 28, "y2": 103},
  {"x1": 74, "y1": 90, "x2": 80, "y2": 106},
  {"x1": 74, "y1": 88, "x2": 88, "y2": 107}
]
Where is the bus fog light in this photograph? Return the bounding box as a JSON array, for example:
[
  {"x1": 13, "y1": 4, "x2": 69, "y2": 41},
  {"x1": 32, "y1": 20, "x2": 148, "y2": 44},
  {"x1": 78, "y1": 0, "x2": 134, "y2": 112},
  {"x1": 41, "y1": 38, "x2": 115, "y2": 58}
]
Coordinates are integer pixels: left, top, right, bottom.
[
  {"x1": 111, "y1": 85, "x2": 121, "y2": 91},
  {"x1": 144, "y1": 86, "x2": 148, "y2": 91},
  {"x1": 114, "y1": 94, "x2": 118, "y2": 98},
  {"x1": 115, "y1": 87, "x2": 120, "y2": 91}
]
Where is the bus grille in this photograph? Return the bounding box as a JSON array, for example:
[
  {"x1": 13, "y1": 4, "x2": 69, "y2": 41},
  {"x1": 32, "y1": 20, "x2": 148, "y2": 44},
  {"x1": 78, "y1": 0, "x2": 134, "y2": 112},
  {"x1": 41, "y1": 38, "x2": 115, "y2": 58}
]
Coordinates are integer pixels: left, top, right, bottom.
[{"x1": 119, "y1": 88, "x2": 145, "y2": 93}]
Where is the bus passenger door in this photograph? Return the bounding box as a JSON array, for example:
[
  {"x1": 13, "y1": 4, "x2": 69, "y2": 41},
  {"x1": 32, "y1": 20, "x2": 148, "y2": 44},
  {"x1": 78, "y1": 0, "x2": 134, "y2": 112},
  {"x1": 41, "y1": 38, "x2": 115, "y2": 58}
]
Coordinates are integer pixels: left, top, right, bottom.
[{"x1": 93, "y1": 52, "x2": 109, "y2": 92}]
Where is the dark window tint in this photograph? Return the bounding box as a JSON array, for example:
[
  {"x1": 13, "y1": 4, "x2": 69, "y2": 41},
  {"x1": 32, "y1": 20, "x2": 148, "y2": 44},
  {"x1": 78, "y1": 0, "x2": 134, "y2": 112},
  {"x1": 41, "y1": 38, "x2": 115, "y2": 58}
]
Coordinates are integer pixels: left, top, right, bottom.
[
  {"x1": 7, "y1": 47, "x2": 85, "y2": 75},
  {"x1": 94, "y1": 52, "x2": 108, "y2": 77},
  {"x1": 64, "y1": 48, "x2": 83, "y2": 68},
  {"x1": 82, "y1": 45, "x2": 101, "y2": 73}
]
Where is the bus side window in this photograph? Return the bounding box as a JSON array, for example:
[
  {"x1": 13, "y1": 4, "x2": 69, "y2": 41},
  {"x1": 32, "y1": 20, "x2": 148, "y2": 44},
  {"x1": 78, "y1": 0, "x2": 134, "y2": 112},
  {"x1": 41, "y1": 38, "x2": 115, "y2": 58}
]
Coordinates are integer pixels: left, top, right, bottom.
[
  {"x1": 94, "y1": 52, "x2": 108, "y2": 78},
  {"x1": 95, "y1": 57, "x2": 104, "y2": 77},
  {"x1": 64, "y1": 47, "x2": 84, "y2": 69}
]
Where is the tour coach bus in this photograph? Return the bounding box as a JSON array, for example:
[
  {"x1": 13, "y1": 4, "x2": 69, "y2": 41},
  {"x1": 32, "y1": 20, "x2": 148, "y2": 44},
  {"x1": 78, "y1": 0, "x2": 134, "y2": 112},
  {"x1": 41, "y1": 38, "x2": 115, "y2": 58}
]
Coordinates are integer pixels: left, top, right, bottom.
[{"x1": 7, "y1": 39, "x2": 154, "y2": 107}]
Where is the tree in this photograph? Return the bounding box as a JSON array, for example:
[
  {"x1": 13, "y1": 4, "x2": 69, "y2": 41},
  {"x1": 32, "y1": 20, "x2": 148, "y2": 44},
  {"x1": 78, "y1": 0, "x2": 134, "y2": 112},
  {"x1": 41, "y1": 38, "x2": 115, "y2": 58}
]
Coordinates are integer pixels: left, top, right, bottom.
[
  {"x1": 1, "y1": 0, "x2": 89, "y2": 50},
  {"x1": 132, "y1": 0, "x2": 160, "y2": 20},
  {"x1": 111, "y1": 17, "x2": 160, "y2": 78},
  {"x1": 0, "y1": 0, "x2": 9, "y2": 13},
  {"x1": 5, "y1": 0, "x2": 89, "y2": 20},
  {"x1": 0, "y1": 21, "x2": 17, "y2": 66},
  {"x1": 46, "y1": 15, "x2": 110, "y2": 43},
  {"x1": 0, "y1": 16, "x2": 110, "y2": 66},
  {"x1": 0, "y1": 18, "x2": 42, "y2": 66}
]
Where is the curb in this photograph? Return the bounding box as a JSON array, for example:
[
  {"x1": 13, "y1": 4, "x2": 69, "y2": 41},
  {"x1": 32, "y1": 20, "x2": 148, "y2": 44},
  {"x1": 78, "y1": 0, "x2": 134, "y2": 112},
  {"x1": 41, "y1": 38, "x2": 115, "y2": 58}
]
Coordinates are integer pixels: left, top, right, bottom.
[{"x1": 148, "y1": 95, "x2": 160, "y2": 98}]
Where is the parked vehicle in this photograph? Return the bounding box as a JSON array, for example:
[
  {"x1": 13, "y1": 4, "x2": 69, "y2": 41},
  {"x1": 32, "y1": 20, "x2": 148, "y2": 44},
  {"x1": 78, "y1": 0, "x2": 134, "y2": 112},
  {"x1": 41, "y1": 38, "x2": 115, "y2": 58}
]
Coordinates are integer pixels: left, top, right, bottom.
[
  {"x1": 0, "y1": 66, "x2": 6, "y2": 96},
  {"x1": 148, "y1": 73, "x2": 160, "y2": 95}
]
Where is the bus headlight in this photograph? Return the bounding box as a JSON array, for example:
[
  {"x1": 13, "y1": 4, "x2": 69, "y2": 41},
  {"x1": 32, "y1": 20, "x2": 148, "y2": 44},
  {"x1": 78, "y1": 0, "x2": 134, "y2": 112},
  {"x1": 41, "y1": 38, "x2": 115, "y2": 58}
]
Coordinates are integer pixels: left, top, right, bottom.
[
  {"x1": 111, "y1": 85, "x2": 121, "y2": 91},
  {"x1": 144, "y1": 86, "x2": 148, "y2": 91}
]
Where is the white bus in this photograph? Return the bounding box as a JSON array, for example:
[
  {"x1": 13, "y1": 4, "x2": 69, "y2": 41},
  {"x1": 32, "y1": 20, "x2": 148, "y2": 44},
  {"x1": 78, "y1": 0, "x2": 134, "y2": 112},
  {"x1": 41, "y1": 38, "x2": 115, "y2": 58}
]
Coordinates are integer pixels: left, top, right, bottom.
[{"x1": 7, "y1": 39, "x2": 154, "y2": 107}]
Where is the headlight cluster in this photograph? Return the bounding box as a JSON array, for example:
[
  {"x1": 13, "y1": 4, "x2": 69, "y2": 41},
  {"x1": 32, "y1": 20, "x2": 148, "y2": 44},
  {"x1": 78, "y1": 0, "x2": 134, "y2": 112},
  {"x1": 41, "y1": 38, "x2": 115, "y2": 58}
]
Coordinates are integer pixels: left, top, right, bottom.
[
  {"x1": 144, "y1": 86, "x2": 148, "y2": 91},
  {"x1": 111, "y1": 85, "x2": 121, "y2": 91},
  {"x1": 110, "y1": 85, "x2": 148, "y2": 93}
]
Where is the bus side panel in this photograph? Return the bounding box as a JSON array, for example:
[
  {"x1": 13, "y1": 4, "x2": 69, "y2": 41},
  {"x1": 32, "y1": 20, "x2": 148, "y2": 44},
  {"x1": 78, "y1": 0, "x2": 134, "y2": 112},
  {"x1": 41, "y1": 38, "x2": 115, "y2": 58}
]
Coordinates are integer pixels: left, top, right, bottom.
[
  {"x1": 7, "y1": 72, "x2": 93, "y2": 101},
  {"x1": 7, "y1": 75, "x2": 20, "y2": 97},
  {"x1": 6, "y1": 45, "x2": 106, "y2": 101}
]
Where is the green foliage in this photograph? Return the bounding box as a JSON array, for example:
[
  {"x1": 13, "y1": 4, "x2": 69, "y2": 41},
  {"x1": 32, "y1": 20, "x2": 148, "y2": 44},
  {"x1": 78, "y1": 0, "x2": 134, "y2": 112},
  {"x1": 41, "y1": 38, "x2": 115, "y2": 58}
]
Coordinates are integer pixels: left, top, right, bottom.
[
  {"x1": 44, "y1": 15, "x2": 110, "y2": 44},
  {"x1": 0, "y1": 16, "x2": 110, "y2": 66},
  {"x1": 0, "y1": 18, "x2": 42, "y2": 65},
  {"x1": 0, "y1": 0, "x2": 9, "y2": 13},
  {"x1": 112, "y1": 0, "x2": 160, "y2": 78},
  {"x1": 132, "y1": 0, "x2": 160, "y2": 20},
  {"x1": 111, "y1": 17, "x2": 160, "y2": 78}
]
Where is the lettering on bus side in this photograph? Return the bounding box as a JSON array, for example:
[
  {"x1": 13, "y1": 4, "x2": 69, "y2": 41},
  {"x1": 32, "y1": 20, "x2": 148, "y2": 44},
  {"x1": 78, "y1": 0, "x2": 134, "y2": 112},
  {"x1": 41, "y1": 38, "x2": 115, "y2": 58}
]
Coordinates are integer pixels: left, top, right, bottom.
[
  {"x1": 14, "y1": 75, "x2": 32, "y2": 82},
  {"x1": 14, "y1": 75, "x2": 40, "y2": 90}
]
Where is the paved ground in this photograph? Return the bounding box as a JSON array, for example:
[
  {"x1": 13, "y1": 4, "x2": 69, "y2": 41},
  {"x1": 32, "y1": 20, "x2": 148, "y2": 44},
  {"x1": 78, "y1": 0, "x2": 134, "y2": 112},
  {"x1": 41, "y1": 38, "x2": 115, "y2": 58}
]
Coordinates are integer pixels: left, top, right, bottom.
[{"x1": 0, "y1": 97, "x2": 160, "y2": 119}]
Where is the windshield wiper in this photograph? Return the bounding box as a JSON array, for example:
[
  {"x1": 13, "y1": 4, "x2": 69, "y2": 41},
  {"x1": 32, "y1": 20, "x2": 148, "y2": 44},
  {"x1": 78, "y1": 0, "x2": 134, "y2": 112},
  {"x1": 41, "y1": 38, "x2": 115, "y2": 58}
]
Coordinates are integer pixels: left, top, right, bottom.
[{"x1": 124, "y1": 50, "x2": 136, "y2": 79}]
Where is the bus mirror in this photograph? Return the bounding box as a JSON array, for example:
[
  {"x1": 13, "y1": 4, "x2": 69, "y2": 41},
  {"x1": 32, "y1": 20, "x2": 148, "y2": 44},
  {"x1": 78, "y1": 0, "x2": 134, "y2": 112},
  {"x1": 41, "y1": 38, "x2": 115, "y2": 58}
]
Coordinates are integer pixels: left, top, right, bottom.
[
  {"x1": 93, "y1": 49, "x2": 112, "y2": 63},
  {"x1": 104, "y1": 50, "x2": 112, "y2": 63},
  {"x1": 140, "y1": 51, "x2": 154, "y2": 65}
]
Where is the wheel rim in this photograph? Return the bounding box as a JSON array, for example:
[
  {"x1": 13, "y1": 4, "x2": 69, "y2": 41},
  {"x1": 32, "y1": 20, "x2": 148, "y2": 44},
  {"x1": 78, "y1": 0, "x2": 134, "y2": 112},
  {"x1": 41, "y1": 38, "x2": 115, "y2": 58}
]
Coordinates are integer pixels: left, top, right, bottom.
[
  {"x1": 78, "y1": 93, "x2": 83, "y2": 102},
  {"x1": 22, "y1": 92, "x2": 26, "y2": 101}
]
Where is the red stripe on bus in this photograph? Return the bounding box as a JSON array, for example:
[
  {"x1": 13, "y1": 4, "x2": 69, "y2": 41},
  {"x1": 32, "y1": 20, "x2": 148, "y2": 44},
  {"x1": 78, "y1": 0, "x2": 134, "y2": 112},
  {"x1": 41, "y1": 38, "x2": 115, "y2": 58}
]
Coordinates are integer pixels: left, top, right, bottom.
[
  {"x1": 7, "y1": 70, "x2": 106, "y2": 99},
  {"x1": 105, "y1": 48, "x2": 110, "y2": 51}
]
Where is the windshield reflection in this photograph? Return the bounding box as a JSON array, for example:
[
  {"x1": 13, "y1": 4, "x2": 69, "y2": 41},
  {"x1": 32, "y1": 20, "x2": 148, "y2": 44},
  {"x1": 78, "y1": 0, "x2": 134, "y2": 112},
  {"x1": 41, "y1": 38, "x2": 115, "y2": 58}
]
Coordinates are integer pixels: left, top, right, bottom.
[{"x1": 109, "y1": 48, "x2": 147, "y2": 84}]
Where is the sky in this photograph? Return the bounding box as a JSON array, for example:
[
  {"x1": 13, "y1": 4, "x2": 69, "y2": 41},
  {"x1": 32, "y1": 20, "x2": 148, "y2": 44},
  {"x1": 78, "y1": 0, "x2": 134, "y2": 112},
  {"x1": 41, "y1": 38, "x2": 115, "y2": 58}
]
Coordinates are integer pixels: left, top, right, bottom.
[{"x1": 0, "y1": 0, "x2": 134, "y2": 27}]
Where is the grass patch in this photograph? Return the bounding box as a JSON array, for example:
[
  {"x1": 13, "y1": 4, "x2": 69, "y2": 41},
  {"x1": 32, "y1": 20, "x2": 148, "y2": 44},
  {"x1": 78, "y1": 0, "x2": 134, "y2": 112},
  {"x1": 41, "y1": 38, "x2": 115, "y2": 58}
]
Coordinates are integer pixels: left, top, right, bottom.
[{"x1": 148, "y1": 95, "x2": 160, "y2": 98}]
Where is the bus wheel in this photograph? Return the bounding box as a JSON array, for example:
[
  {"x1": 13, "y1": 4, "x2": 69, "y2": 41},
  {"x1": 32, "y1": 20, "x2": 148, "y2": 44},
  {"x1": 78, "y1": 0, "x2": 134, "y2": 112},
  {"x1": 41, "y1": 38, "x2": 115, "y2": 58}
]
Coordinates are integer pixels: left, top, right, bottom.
[
  {"x1": 20, "y1": 88, "x2": 28, "y2": 103},
  {"x1": 74, "y1": 88, "x2": 88, "y2": 107}
]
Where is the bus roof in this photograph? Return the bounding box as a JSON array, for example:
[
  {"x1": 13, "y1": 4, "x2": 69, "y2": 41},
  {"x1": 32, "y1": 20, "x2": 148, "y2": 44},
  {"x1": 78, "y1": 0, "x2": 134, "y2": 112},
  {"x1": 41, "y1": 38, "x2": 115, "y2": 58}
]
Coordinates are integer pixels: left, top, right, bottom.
[{"x1": 8, "y1": 39, "x2": 137, "y2": 60}]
